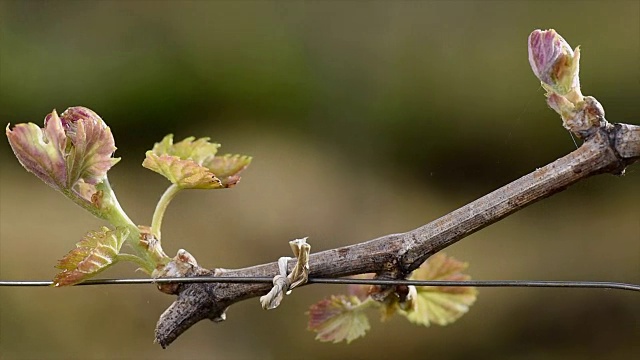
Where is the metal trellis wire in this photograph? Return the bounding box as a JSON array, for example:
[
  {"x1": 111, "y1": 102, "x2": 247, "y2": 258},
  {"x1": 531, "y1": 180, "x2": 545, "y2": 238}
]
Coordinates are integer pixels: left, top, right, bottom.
[{"x1": 0, "y1": 277, "x2": 638, "y2": 292}]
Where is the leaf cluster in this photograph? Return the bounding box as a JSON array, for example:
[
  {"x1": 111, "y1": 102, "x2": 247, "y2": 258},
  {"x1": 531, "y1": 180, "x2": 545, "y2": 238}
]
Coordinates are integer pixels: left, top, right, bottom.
[
  {"x1": 307, "y1": 253, "x2": 477, "y2": 343},
  {"x1": 6, "y1": 109, "x2": 251, "y2": 285}
]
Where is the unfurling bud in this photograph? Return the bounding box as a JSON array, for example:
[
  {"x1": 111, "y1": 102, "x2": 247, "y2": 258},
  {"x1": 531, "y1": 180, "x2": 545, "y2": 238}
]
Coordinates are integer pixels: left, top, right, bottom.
[
  {"x1": 6, "y1": 107, "x2": 120, "y2": 206},
  {"x1": 528, "y1": 29, "x2": 605, "y2": 136},
  {"x1": 528, "y1": 29, "x2": 582, "y2": 100}
]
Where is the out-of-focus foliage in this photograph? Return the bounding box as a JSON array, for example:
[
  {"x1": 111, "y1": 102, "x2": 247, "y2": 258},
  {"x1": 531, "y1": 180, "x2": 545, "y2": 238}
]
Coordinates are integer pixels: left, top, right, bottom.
[
  {"x1": 1, "y1": 1, "x2": 638, "y2": 360},
  {"x1": 308, "y1": 253, "x2": 477, "y2": 343},
  {"x1": 402, "y1": 253, "x2": 477, "y2": 326},
  {"x1": 307, "y1": 295, "x2": 371, "y2": 344}
]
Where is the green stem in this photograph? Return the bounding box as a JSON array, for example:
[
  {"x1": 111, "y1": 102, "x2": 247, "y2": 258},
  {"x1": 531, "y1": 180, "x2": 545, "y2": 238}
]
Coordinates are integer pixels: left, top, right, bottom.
[
  {"x1": 100, "y1": 178, "x2": 136, "y2": 228},
  {"x1": 117, "y1": 253, "x2": 154, "y2": 272},
  {"x1": 151, "y1": 184, "x2": 182, "y2": 239},
  {"x1": 63, "y1": 178, "x2": 173, "y2": 273},
  {"x1": 65, "y1": 178, "x2": 165, "y2": 273},
  {"x1": 99, "y1": 179, "x2": 165, "y2": 273},
  {"x1": 359, "y1": 297, "x2": 378, "y2": 310},
  {"x1": 62, "y1": 178, "x2": 136, "y2": 229}
]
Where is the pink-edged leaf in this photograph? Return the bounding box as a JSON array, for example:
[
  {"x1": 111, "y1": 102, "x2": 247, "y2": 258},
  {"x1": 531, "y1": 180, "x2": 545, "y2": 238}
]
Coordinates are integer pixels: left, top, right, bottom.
[
  {"x1": 142, "y1": 152, "x2": 223, "y2": 189},
  {"x1": 400, "y1": 253, "x2": 477, "y2": 326},
  {"x1": 6, "y1": 110, "x2": 67, "y2": 190},
  {"x1": 54, "y1": 226, "x2": 129, "y2": 286},
  {"x1": 149, "y1": 134, "x2": 220, "y2": 165},
  {"x1": 59, "y1": 107, "x2": 120, "y2": 186},
  {"x1": 144, "y1": 135, "x2": 251, "y2": 189},
  {"x1": 203, "y1": 154, "x2": 252, "y2": 187},
  {"x1": 307, "y1": 295, "x2": 370, "y2": 344}
]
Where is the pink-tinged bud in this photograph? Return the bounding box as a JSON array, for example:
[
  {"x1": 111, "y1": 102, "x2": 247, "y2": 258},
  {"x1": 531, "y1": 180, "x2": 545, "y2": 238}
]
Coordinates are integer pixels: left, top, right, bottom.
[
  {"x1": 58, "y1": 107, "x2": 118, "y2": 185},
  {"x1": 528, "y1": 29, "x2": 582, "y2": 97},
  {"x1": 6, "y1": 107, "x2": 120, "y2": 200},
  {"x1": 57, "y1": 107, "x2": 107, "y2": 144}
]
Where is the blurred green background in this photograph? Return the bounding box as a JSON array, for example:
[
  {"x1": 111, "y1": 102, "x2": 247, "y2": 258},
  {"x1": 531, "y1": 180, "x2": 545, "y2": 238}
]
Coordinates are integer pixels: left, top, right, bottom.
[{"x1": 1, "y1": 1, "x2": 638, "y2": 359}]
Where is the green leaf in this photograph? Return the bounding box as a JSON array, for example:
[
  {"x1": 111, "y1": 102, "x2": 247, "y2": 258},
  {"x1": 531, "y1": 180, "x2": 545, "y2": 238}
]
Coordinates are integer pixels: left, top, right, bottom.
[
  {"x1": 143, "y1": 153, "x2": 223, "y2": 189},
  {"x1": 54, "y1": 226, "x2": 129, "y2": 286},
  {"x1": 143, "y1": 135, "x2": 251, "y2": 189},
  {"x1": 400, "y1": 253, "x2": 477, "y2": 326},
  {"x1": 149, "y1": 134, "x2": 220, "y2": 165},
  {"x1": 203, "y1": 154, "x2": 252, "y2": 187},
  {"x1": 307, "y1": 295, "x2": 371, "y2": 344}
]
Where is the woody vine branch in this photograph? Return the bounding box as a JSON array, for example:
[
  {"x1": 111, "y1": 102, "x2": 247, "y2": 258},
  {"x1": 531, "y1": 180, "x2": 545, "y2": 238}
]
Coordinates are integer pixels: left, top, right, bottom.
[{"x1": 151, "y1": 29, "x2": 639, "y2": 347}]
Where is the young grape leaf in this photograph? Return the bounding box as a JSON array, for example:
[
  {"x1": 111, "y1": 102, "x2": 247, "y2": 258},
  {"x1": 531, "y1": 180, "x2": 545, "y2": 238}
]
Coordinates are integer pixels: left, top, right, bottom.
[
  {"x1": 143, "y1": 153, "x2": 223, "y2": 189},
  {"x1": 143, "y1": 134, "x2": 251, "y2": 189},
  {"x1": 54, "y1": 226, "x2": 129, "y2": 286},
  {"x1": 203, "y1": 154, "x2": 252, "y2": 187},
  {"x1": 149, "y1": 134, "x2": 220, "y2": 164},
  {"x1": 307, "y1": 295, "x2": 371, "y2": 344},
  {"x1": 400, "y1": 253, "x2": 477, "y2": 326}
]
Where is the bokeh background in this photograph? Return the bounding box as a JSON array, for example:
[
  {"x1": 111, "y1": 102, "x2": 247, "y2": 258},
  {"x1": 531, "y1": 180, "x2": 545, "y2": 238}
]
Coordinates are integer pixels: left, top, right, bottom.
[{"x1": 0, "y1": 1, "x2": 638, "y2": 359}]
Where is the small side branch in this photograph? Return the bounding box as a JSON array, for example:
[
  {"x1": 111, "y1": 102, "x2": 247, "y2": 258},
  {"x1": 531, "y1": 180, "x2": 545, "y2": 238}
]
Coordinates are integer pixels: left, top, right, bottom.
[{"x1": 155, "y1": 124, "x2": 638, "y2": 348}]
